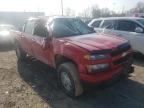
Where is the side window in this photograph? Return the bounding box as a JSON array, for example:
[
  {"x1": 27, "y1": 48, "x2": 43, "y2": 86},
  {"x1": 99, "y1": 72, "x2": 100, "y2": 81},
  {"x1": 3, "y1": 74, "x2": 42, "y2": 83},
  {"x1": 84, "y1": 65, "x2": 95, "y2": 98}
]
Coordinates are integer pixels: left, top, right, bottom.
[
  {"x1": 91, "y1": 20, "x2": 102, "y2": 27},
  {"x1": 24, "y1": 20, "x2": 35, "y2": 35},
  {"x1": 101, "y1": 20, "x2": 114, "y2": 29},
  {"x1": 116, "y1": 20, "x2": 141, "y2": 32},
  {"x1": 50, "y1": 19, "x2": 71, "y2": 37},
  {"x1": 50, "y1": 19, "x2": 76, "y2": 37},
  {"x1": 33, "y1": 19, "x2": 48, "y2": 37}
]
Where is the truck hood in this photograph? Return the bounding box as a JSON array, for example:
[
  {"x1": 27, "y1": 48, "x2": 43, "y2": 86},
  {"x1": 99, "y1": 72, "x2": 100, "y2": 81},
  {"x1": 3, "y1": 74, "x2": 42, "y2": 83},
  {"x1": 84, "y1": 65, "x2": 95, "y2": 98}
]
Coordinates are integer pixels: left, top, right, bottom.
[{"x1": 63, "y1": 33, "x2": 128, "y2": 52}]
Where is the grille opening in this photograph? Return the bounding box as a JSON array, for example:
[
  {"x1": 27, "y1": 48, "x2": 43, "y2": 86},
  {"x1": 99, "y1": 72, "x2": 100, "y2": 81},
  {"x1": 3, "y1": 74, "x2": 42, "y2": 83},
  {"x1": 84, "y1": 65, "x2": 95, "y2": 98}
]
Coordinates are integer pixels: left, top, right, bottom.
[
  {"x1": 113, "y1": 54, "x2": 130, "y2": 65},
  {"x1": 111, "y1": 43, "x2": 131, "y2": 57}
]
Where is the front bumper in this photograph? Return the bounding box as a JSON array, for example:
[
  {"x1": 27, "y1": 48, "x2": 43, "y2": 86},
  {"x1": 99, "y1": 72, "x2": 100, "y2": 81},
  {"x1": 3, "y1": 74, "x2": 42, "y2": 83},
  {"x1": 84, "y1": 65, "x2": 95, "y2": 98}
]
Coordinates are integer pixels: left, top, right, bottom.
[{"x1": 80, "y1": 65, "x2": 134, "y2": 84}]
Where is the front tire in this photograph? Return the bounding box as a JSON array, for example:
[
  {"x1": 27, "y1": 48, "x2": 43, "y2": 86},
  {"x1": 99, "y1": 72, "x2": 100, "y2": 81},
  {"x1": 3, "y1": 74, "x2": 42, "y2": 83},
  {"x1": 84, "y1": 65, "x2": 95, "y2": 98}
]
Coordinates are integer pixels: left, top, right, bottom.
[{"x1": 58, "y1": 62, "x2": 83, "y2": 97}]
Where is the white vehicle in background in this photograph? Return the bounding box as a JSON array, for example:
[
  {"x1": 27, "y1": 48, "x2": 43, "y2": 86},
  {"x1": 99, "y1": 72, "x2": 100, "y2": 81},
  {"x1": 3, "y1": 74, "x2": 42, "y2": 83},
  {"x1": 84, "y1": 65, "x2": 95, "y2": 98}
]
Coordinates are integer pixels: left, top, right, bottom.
[
  {"x1": 0, "y1": 24, "x2": 16, "y2": 46},
  {"x1": 88, "y1": 17, "x2": 144, "y2": 55}
]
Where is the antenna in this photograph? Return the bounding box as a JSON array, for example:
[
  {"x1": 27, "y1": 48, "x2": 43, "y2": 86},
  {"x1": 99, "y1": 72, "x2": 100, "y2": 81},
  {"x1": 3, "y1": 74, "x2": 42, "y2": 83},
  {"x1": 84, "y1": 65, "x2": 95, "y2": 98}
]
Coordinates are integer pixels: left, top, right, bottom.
[{"x1": 61, "y1": 0, "x2": 64, "y2": 15}]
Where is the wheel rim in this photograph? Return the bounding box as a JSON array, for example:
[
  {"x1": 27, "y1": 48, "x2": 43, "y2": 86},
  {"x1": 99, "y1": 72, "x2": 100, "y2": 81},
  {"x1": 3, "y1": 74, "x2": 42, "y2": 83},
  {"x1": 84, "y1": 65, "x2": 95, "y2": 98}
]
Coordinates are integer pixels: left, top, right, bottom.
[{"x1": 61, "y1": 71, "x2": 72, "y2": 92}]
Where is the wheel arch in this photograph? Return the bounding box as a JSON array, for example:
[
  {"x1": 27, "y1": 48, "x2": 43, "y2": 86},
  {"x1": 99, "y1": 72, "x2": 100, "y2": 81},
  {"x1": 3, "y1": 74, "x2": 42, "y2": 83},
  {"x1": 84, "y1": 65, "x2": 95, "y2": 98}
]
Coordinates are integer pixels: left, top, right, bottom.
[{"x1": 54, "y1": 54, "x2": 78, "y2": 68}]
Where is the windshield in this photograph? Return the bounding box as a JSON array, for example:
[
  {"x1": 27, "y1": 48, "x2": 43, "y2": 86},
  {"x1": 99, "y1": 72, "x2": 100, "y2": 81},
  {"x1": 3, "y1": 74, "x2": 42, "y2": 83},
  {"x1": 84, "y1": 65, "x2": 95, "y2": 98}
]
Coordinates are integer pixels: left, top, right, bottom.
[
  {"x1": 51, "y1": 18, "x2": 95, "y2": 37},
  {"x1": 137, "y1": 19, "x2": 144, "y2": 26}
]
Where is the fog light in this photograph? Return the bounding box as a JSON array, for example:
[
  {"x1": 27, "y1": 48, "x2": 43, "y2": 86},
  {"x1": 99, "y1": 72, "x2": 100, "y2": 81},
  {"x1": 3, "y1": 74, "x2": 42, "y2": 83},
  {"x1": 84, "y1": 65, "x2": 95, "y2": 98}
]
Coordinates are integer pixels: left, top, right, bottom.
[{"x1": 87, "y1": 63, "x2": 109, "y2": 73}]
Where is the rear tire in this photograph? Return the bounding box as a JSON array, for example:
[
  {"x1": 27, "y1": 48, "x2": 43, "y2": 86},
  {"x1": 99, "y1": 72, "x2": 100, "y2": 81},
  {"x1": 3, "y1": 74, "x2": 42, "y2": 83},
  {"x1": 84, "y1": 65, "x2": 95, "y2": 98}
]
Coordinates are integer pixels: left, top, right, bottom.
[
  {"x1": 15, "y1": 43, "x2": 27, "y2": 60},
  {"x1": 58, "y1": 62, "x2": 83, "y2": 97}
]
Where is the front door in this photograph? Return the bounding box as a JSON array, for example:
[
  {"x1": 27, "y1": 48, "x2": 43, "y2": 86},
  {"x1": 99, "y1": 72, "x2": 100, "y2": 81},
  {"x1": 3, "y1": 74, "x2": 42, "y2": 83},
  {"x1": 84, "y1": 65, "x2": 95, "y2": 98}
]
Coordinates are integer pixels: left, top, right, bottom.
[{"x1": 31, "y1": 19, "x2": 54, "y2": 65}]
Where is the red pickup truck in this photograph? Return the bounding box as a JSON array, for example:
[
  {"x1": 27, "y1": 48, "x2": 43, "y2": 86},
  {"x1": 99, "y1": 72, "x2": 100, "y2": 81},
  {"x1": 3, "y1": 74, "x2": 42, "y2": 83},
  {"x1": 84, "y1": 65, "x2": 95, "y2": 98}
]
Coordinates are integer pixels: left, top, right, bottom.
[{"x1": 14, "y1": 16, "x2": 134, "y2": 97}]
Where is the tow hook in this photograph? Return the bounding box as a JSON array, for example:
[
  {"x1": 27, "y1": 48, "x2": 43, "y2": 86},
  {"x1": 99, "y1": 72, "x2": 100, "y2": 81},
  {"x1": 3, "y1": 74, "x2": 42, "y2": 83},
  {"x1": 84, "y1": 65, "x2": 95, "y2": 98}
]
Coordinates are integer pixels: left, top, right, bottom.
[
  {"x1": 128, "y1": 66, "x2": 134, "y2": 74},
  {"x1": 123, "y1": 66, "x2": 134, "y2": 76}
]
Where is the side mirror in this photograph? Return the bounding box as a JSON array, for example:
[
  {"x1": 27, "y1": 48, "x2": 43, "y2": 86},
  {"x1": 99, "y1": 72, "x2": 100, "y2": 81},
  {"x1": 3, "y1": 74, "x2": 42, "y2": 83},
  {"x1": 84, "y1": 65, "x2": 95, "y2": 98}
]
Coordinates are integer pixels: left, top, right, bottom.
[
  {"x1": 43, "y1": 27, "x2": 53, "y2": 49},
  {"x1": 42, "y1": 36, "x2": 52, "y2": 50},
  {"x1": 135, "y1": 27, "x2": 143, "y2": 33},
  {"x1": 89, "y1": 26, "x2": 94, "y2": 30}
]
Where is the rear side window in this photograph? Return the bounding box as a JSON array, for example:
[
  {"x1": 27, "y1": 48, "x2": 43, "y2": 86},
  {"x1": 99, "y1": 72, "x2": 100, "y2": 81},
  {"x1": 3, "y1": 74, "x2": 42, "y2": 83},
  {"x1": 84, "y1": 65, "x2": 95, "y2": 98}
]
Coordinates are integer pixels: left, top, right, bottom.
[
  {"x1": 24, "y1": 20, "x2": 35, "y2": 35},
  {"x1": 91, "y1": 20, "x2": 102, "y2": 27},
  {"x1": 101, "y1": 20, "x2": 114, "y2": 29},
  {"x1": 116, "y1": 20, "x2": 140, "y2": 32}
]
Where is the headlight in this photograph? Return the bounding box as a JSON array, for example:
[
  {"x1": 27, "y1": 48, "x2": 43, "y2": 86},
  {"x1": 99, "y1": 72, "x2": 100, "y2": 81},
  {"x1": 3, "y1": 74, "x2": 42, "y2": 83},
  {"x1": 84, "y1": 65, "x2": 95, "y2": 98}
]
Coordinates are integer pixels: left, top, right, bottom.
[
  {"x1": 0, "y1": 31, "x2": 10, "y2": 36},
  {"x1": 84, "y1": 54, "x2": 108, "y2": 60},
  {"x1": 87, "y1": 63, "x2": 109, "y2": 73}
]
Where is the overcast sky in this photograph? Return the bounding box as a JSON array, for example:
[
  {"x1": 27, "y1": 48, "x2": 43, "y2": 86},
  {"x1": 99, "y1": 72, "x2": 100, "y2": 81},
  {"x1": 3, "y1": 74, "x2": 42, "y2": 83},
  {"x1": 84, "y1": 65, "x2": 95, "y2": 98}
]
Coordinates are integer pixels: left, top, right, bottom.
[{"x1": 0, "y1": 0, "x2": 142, "y2": 15}]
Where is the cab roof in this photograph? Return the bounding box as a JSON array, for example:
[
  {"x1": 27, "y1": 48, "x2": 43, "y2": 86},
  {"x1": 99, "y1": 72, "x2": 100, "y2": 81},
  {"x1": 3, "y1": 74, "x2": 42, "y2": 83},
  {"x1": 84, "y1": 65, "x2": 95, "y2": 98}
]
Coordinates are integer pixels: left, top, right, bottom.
[{"x1": 27, "y1": 16, "x2": 76, "y2": 23}]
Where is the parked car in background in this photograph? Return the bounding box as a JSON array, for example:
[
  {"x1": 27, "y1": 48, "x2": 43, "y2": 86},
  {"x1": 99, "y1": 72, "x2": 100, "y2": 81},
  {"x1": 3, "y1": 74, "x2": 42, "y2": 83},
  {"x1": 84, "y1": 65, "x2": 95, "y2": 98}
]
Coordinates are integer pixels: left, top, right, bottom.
[
  {"x1": 0, "y1": 24, "x2": 16, "y2": 47},
  {"x1": 133, "y1": 13, "x2": 144, "y2": 18},
  {"x1": 88, "y1": 17, "x2": 144, "y2": 55},
  {"x1": 84, "y1": 19, "x2": 93, "y2": 24},
  {"x1": 14, "y1": 16, "x2": 134, "y2": 97}
]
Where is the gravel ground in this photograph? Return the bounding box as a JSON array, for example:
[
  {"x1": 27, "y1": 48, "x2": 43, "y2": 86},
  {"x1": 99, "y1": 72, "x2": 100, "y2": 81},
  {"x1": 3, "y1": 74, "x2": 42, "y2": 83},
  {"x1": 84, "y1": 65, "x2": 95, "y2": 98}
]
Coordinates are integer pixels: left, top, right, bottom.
[{"x1": 0, "y1": 49, "x2": 144, "y2": 108}]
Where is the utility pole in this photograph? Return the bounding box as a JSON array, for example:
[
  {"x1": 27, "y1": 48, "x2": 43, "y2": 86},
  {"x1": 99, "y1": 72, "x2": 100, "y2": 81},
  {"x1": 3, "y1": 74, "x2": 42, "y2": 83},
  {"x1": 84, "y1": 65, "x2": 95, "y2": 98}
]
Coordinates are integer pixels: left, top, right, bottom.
[{"x1": 61, "y1": 0, "x2": 64, "y2": 15}]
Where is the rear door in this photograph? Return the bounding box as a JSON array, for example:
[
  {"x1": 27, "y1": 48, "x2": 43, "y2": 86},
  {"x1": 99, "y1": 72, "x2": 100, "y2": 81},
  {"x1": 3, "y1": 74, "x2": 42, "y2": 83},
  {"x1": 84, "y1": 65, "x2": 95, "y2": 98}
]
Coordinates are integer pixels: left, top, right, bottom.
[{"x1": 20, "y1": 20, "x2": 35, "y2": 56}]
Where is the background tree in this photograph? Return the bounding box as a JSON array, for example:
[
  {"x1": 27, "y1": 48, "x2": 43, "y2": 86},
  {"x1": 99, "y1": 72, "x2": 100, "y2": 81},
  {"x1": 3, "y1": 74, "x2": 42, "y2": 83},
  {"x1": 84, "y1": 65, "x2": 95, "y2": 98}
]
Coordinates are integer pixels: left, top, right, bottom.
[
  {"x1": 100, "y1": 8, "x2": 111, "y2": 17},
  {"x1": 128, "y1": 1, "x2": 144, "y2": 13},
  {"x1": 65, "y1": 8, "x2": 75, "y2": 16},
  {"x1": 78, "y1": 7, "x2": 92, "y2": 18},
  {"x1": 91, "y1": 5, "x2": 101, "y2": 18},
  {"x1": 78, "y1": 1, "x2": 144, "y2": 19}
]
